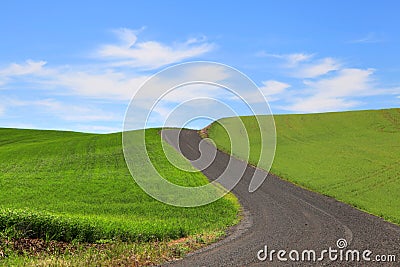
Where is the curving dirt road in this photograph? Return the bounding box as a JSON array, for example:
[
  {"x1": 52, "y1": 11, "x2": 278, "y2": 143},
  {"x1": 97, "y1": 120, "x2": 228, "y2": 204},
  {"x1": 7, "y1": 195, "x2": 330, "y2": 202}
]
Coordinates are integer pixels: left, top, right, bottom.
[{"x1": 161, "y1": 129, "x2": 400, "y2": 266}]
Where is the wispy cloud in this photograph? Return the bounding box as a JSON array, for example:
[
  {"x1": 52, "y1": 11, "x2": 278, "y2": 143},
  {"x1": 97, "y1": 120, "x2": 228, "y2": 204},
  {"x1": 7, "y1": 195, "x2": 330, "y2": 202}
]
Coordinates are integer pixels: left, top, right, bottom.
[
  {"x1": 283, "y1": 97, "x2": 360, "y2": 113},
  {"x1": 260, "y1": 80, "x2": 290, "y2": 96},
  {"x1": 279, "y1": 68, "x2": 396, "y2": 113},
  {"x1": 258, "y1": 52, "x2": 341, "y2": 78},
  {"x1": 282, "y1": 53, "x2": 313, "y2": 67},
  {"x1": 0, "y1": 28, "x2": 217, "y2": 102},
  {"x1": 254, "y1": 51, "x2": 399, "y2": 113},
  {"x1": 303, "y1": 68, "x2": 376, "y2": 98},
  {"x1": 97, "y1": 28, "x2": 215, "y2": 69},
  {"x1": 257, "y1": 52, "x2": 313, "y2": 67},
  {"x1": 0, "y1": 39, "x2": 227, "y2": 130},
  {"x1": 226, "y1": 79, "x2": 290, "y2": 104},
  {"x1": 51, "y1": 63, "x2": 230, "y2": 102},
  {"x1": 1, "y1": 26, "x2": 398, "y2": 132},
  {"x1": 0, "y1": 62, "x2": 149, "y2": 101},
  {"x1": 258, "y1": 80, "x2": 290, "y2": 102},
  {"x1": 0, "y1": 60, "x2": 48, "y2": 87},
  {"x1": 350, "y1": 32, "x2": 384, "y2": 44},
  {"x1": 112, "y1": 27, "x2": 144, "y2": 48},
  {"x1": 33, "y1": 99, "x2": 119, "y2": 122},
  {"x1": 51, "y1": 70, "x2": 149, "y2": 100},
  {"x1": 0, "y1": 60, "x2": 47, "y2": 76},
  {"x1": 294, "y1": 57, "x2": 341, "y2": 78},
  {"x1": 3, "y1": 97, "x2": 120, "y2": 122}
]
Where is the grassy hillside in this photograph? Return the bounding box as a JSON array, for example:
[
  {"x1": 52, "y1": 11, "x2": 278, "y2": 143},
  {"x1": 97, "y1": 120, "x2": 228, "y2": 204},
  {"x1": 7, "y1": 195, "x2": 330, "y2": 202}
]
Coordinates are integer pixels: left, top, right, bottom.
[
  {"x1": 208, "y1": 108, "x2": 400, "y2": 225},
  {"x1": 0, "y1": 128, "x2": 239, "y2": 243}
]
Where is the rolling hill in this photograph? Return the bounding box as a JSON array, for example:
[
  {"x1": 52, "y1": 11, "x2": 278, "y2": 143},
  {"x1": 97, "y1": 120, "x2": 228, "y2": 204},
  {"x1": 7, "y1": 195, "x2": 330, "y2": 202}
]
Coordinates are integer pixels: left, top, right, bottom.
[
  {"x1": 208, "y1": 108, "x2": 400, "y2": 225},
  {"x1": 0, "y1": 128, "x2": 238, "y2": 243}
]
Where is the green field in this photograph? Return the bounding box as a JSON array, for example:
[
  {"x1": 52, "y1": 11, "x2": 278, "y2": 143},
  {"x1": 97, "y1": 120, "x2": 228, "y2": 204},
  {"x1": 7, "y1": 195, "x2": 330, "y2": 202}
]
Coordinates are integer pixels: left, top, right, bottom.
[
  {"x1": 208, "y1": 108, "x2": 400, "y2": 225},
  {"x1": 0, "y1": 128, "x2": 239, "y2": 265}
]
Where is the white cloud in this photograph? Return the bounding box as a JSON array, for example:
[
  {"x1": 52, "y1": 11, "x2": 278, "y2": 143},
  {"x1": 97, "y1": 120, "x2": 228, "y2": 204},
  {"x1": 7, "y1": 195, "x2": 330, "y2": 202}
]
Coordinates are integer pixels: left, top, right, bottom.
[
  {"x1": 281, "y1": 68, "x2": 381, "y2": 113},
  {"x1": 0, "y1": 30, "x2": 217, "y2": 102},
  {"x1": 258, "y1": 52, "x2": 313, "y2": 67},
  {"x1": 52, "y1": 71, "x2": 149, "y2": 100},
  {"x1": 0, "y1": 60, "x2": 47, "y2": 76},
  {"x1": 1, "y1": 30, "x2": 397, "y2": 133},
  {"x1": 4, "y1": 97, "x2": 119, "y2": 122},
  {"x1": 303, "y1": 68, "x2": 375, "y2": 97},
  {"x1": 259, "y1": 80, "x2": 290, "y2": 97},
  {"x1": 259, "y1": 53, "x2": 341, "y2": 78},
  {"x1": 282, "y1": 96, "x2": 360, "y2": 113},
  {"x1": 180, "y1": 64, "x2": 230, "y2": 82},
  {"x1": 0, "y1": 59, "x2": 230, "y2": 107},
  {"x1": 51, "y1": 63, "x2": 230, "y2": 102},
  {"x1": 98, "y1": 28, "x2": 214, "y2": 69},
  {"x1": 294, "y1": 57, "x2": 341, "y2": 78},
  {"x1": 0, "y1": 62, "x2": 233, "y2": 128},
  {"x1": 284, "y1": 53, "x2": 313, "y2": 67},
  {"x1": 112, "y1": 27, "x2": 142, "y2": 48},
  {"x1": 160, "y1": 84, "x2": 231, "y2": 105},
  {"x1": 227, "y1": 80, "x2": 290, "y2": 104},
  {"x1": 0, "y1": 62, "x2": 150, "y2": 101},
  {"x1": 33, "y1": 99, "x2": 119, "y2": 122}
]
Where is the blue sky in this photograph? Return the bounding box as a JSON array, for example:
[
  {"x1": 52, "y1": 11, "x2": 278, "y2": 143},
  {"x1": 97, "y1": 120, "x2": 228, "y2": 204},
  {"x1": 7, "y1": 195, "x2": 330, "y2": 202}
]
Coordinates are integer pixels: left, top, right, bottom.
[{"x1": 0, "y1": 1, "x2": 399, "y2": 132}]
